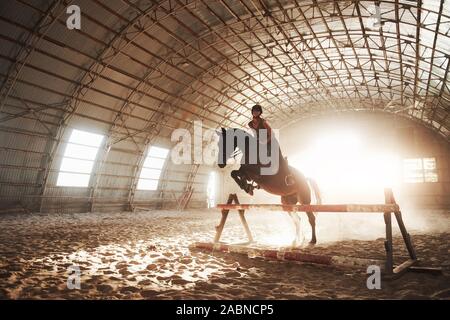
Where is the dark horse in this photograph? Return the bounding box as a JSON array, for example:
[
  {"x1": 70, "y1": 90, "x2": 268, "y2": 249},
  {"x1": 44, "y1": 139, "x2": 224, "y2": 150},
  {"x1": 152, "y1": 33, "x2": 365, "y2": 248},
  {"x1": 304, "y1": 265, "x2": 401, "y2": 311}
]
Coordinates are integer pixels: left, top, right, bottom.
[{"x1": 217, "y1": 128, "x2": 321, "y2": 245}]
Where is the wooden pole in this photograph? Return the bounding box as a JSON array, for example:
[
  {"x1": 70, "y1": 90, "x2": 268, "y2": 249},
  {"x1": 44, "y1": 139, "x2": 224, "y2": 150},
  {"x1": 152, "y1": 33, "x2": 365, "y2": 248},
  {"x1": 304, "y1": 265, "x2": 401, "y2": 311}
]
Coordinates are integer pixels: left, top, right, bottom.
[
  {"x1": 238, "y1": 211, "x2": 254, "y2": 242},
  {"x1": 389, "y1": 190, "x2": 417, "y2": 260},
  {"x1": 384, "y1": 189, "x2": 394, "y2": 275},
  {"x1": 191, "y1": 242, "x2": 385, "y2": 269},
  {"x1": 394, "y1": 211, "x2": 417, "y2": 259},
  {"x1": 233, "y1": 195, "x2": 254, "y2": 243},
  {"x1": 214, "y1": 194, "x2": 234, "y2": 243},
  {"x1": 214, "y1": 210, "x2": 228, "y2": 243},
  {"x1": 216, "y1": 203, "x2": 400, "y2": 212}
]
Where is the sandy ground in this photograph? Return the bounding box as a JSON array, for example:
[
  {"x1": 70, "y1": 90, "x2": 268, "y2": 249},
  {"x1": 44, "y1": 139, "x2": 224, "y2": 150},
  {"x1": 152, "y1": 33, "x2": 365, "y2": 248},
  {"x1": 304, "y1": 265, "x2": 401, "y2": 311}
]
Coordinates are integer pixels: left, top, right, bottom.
[{"x1": 0, "y1": 208, "x2": 449, "y2": 300}]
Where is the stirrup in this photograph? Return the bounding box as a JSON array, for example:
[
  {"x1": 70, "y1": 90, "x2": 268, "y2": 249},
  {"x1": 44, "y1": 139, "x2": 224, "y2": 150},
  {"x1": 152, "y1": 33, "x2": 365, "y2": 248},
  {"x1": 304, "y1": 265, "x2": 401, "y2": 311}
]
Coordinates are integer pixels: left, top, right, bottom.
[{"x1": 285, "y1": 174, "x2": 295, "y2": 186}]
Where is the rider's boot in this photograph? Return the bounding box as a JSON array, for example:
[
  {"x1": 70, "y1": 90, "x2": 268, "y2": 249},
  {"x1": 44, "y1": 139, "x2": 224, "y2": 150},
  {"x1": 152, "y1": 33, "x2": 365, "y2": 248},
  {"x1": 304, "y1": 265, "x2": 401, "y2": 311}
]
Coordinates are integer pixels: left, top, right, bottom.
[{"x1": 244, "y1": 183, "x2": 254, "y2": 196}]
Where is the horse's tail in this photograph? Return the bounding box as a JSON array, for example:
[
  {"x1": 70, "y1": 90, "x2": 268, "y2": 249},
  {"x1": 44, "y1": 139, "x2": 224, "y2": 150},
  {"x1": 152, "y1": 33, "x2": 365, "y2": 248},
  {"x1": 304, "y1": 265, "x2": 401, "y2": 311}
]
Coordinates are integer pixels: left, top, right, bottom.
[{"x1": 307, "y1": 178, "x2": 322, "y2": 205}]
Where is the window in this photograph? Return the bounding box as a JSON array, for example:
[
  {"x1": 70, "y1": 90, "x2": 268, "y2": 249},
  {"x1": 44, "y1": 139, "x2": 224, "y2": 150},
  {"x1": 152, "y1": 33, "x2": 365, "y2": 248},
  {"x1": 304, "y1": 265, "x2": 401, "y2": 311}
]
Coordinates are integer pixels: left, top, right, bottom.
[
  {"x1": 403, "y1": 158, "x2": 438, "y2": 183},
  {"x1": 57, "y1": 129, "x2": 104, "y2": 187},
  {"x1": 137, "y1": 146, "x2": 169, "y2": 191},
  {"x1": 207, "y1": 171, "x2": 216, "y2": 208}
]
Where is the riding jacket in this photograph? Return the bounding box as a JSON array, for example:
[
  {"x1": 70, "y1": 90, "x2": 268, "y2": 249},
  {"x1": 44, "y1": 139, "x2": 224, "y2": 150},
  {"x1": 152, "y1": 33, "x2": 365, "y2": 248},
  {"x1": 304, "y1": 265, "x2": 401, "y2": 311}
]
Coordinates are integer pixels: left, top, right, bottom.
[{"x1": 248, "y1": 116, "x2": 272, "y2": 144}]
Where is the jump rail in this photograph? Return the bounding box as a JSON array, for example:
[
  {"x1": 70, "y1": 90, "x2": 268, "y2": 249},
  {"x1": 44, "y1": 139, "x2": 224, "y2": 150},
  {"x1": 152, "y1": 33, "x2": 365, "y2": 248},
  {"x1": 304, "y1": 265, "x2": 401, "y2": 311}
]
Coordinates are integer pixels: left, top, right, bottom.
[
  {"x1": 193, "y1": 188, "x2": 419, "y2": 278},
  {"x1": 217, "y1": 204, "x2": 400, "y2": 213}
]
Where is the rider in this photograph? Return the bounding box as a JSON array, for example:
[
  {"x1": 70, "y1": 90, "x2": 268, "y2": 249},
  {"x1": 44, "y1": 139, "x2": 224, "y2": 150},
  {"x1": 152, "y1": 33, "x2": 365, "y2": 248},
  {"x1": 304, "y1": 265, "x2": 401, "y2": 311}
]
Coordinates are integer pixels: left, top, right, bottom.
[
  {"x1": 248, "y1": 104, "x2": 272, "y2": 147},
  {"x1": 243, "y1": 105, "x2": 294, "y2": 195}
]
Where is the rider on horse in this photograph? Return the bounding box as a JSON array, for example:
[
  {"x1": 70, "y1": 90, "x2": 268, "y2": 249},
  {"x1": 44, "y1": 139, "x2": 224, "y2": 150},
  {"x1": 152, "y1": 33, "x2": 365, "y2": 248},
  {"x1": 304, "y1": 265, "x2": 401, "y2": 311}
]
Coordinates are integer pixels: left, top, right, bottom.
[{"x1": 217, "y1": 109, "x2": 320, "y2": 244}]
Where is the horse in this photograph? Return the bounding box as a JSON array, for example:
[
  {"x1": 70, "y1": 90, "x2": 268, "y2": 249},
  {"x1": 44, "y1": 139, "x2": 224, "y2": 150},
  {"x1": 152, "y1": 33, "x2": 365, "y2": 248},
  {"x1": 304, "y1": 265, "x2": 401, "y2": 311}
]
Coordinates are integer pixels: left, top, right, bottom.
[{"x1": 216, "y1": 127, "x2": 321, "y2": 246}]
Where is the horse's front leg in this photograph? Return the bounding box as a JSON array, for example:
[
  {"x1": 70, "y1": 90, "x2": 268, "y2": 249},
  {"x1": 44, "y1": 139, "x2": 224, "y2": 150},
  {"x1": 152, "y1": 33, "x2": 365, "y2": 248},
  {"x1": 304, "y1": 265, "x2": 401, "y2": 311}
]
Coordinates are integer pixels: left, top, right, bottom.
[
  {"x1": 231, "y1": 168, "x2": 255, "y2": 195},
  {"x1": 231, "y1": 169, "x2": 246, "y2": 190}
]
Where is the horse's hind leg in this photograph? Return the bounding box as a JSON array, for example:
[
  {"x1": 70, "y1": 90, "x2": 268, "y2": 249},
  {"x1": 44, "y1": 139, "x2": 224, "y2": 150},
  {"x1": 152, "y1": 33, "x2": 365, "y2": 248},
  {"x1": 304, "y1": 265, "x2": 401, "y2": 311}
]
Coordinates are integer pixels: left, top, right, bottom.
[
  {"x1": 282, "y1": 195, "x2": 302, "y2": 247},
  {"x1": 306, "y1": 212, "x2": 317, "y2": 245},
  {"x1": 293, "y1": 171, "x2": 317, "y2": 245},
  {"x1": 288, "y1": 212, "x2": 302, "y2": 247}
]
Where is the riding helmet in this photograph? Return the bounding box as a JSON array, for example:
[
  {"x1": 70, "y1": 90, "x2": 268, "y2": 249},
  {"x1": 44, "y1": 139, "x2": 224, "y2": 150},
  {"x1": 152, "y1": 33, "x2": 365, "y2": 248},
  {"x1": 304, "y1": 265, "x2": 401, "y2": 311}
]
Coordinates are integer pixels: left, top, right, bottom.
[{"x1": 251, "y1": 104, "x2": 263, "y2": 114}]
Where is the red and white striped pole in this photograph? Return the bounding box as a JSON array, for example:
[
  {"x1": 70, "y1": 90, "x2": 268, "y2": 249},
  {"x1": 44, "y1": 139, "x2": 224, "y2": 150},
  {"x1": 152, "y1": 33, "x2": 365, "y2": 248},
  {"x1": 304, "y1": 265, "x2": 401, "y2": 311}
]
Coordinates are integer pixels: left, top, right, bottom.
[{"x1": 191, "y1": 242, "x2": 385, "y2": 270}]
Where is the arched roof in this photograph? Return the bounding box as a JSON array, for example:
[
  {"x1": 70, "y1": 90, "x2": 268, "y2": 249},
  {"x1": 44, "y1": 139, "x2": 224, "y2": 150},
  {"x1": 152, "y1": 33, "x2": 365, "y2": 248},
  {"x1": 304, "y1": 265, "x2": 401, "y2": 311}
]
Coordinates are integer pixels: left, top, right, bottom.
[{"x1": 1, "y1": 0, "x2": 449, "y2": 143}]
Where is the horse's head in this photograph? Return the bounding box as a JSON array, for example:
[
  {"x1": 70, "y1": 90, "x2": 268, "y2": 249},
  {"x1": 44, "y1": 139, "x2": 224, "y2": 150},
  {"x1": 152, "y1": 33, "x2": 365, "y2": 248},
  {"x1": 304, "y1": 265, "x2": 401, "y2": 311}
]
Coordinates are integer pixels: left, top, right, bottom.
[{"x1": 216, "y1": 127, "x2": 236, "y2": 168}]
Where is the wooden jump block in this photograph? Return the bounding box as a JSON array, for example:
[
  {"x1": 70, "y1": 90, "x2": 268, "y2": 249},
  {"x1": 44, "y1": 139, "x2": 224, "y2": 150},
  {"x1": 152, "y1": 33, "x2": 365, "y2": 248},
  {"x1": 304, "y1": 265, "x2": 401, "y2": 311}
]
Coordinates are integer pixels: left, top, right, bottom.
[{"x1": 195, "y1": 188, "x2": 422, "y2": 278}]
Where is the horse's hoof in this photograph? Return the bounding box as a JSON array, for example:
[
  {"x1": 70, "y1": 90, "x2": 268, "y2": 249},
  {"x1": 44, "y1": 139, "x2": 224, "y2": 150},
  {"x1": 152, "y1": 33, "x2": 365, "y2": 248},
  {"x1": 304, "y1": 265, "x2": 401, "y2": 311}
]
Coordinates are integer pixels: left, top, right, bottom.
[{"x1": 309, "y1": 239, "x2": 317, "y2": 245}]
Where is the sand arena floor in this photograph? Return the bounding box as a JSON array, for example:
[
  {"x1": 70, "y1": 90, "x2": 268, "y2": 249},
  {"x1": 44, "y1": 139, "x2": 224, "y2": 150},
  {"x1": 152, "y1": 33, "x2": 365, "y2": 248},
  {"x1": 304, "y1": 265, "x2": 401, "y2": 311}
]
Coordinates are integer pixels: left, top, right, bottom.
[{"x1": 0, "y1": 208, "x2": 449, "y2": 299}]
